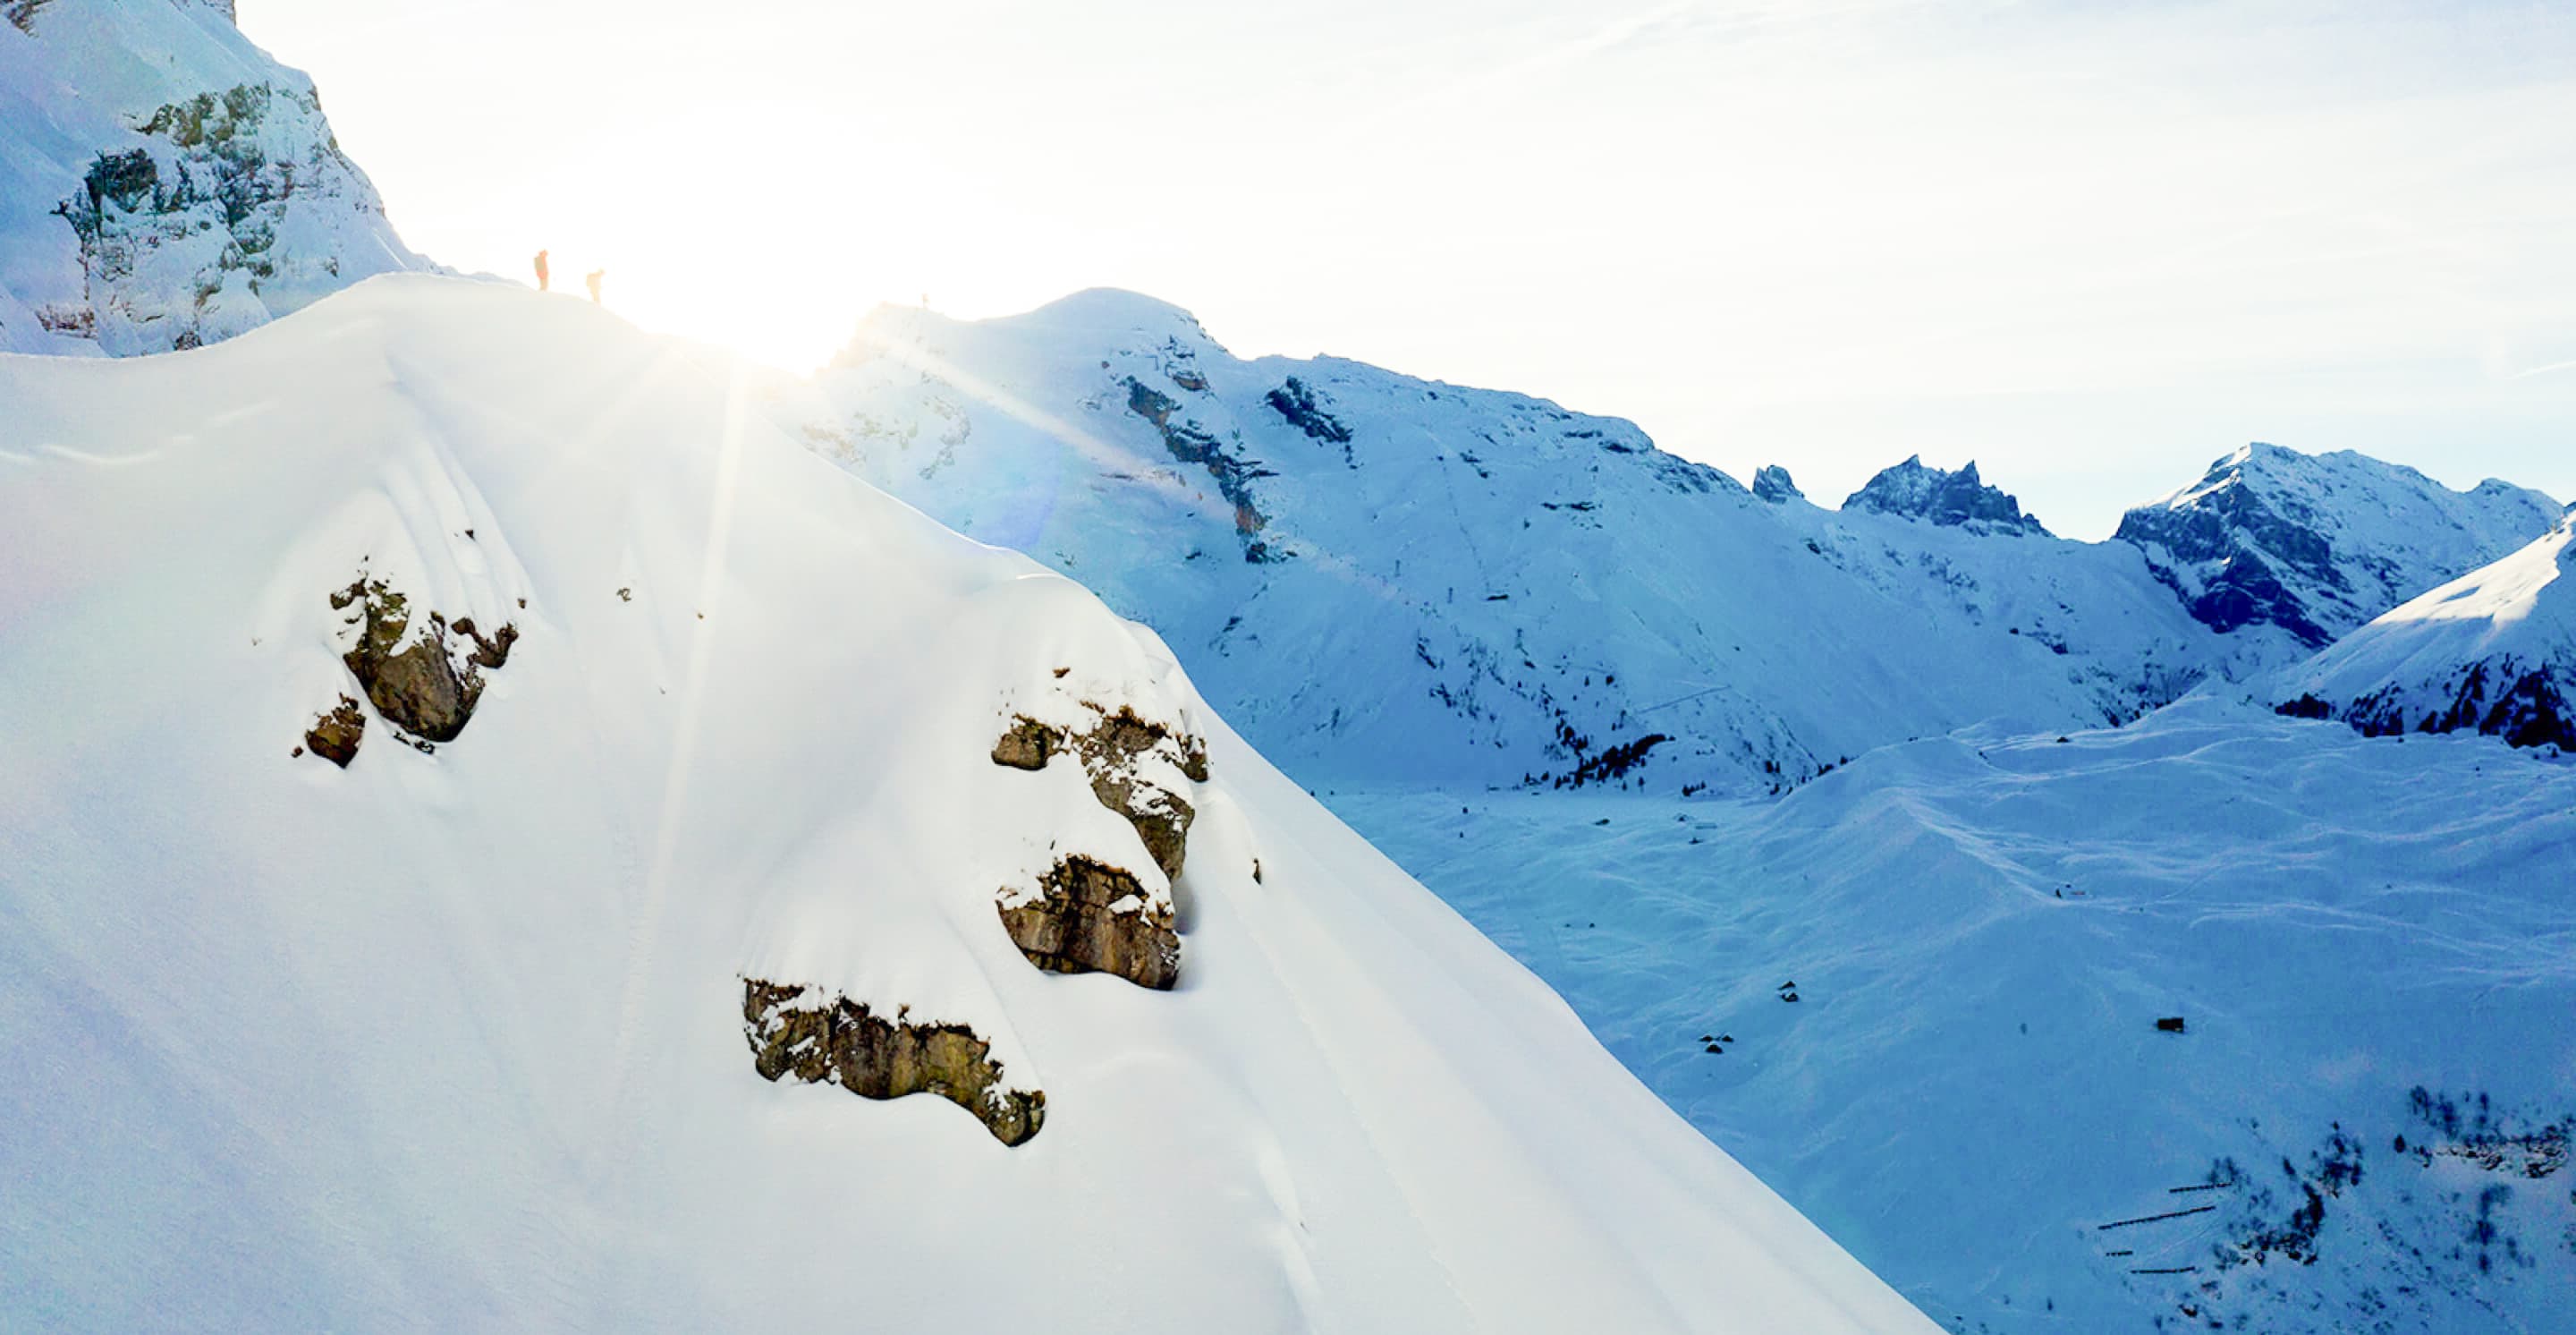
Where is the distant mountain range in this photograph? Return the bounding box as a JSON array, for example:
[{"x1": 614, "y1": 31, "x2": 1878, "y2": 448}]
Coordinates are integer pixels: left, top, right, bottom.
[{"x1": 775, "y1": 291, "x2": 2562, "y2": 793}]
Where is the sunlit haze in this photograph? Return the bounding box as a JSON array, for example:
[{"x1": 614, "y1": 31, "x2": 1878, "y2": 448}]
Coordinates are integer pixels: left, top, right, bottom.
[{"x1": 238, "y1": 0, "x2": 2576, "y2": 537}]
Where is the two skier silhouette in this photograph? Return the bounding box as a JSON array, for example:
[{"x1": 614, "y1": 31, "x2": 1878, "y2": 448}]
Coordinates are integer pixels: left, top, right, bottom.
[{"x1": 531, "y1": 249, "x2": 605, "y2": 305}]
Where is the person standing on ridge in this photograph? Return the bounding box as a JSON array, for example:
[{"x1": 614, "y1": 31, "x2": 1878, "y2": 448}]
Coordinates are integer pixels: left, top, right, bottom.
[
  {"x1": 533, "y1": 249, "x2": 550, "y2": 292},
  {"x1": 584, "y1": 269, "x2": 605, "y2": 304}
]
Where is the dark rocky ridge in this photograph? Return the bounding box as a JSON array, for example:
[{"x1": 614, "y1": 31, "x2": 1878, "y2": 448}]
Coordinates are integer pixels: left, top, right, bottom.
[
  {"x1": 741, "y1": 980, "x2": 1044, "y2": 1146},
  {"x1": 1842, "y1": 456, "x2": 2047, "y2": 536}
]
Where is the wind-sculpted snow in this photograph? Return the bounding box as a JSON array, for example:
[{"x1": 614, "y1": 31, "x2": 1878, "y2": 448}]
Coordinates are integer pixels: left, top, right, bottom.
[
  {"x1": 2114, "y1": 443, "x2": 2559, "y2": 660},
  {"x1": 0, "y1": 275, "x2": 1936, "y2": 1331},
  {"x1": 0, "y1": 0, "x2": 427, "y2": 355},
  {"x1": 783, "y1": 290, "x2": 2233, "y2": 796},
  {"x1": 2275, "y1": 512, "x2": 2576, "y2": 753},
  {"x1": 1335, "y1": 699, "x2": 2576, "y2": 1335}
]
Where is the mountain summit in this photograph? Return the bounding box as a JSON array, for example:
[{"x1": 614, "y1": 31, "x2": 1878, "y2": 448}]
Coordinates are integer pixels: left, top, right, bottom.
[
  {"x1": 1842, "y1": 455, "x2": 2049, "y2": 536},
  {"x1": 0, "y1": 0, "x2": 428, "y2": 354}
]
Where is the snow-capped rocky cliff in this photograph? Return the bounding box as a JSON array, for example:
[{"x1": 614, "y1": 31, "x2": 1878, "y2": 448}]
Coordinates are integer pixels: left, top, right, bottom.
[
  {"x1": 0, "y1": 274, "x2": 1936, "y2": 1332},
  {"x1": 2275, "y1": 511, "x2": 2576, "y2": 753},
  {"x1": 1840, "y1": 455, "x2": 2049, "y2": 537},
  {"x1": 780, "y1": 291, "x2": 2232, "y2": 797},
  {"x1": 0, "y1": 0, "x2": 426, "y2": 355},
  {"x1": 2113, "y1": 443, "x2": 2559, "y2": 664}
]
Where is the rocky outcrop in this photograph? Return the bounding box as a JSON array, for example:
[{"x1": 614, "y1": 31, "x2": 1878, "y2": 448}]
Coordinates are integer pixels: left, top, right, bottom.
[
  {"x1": 2280, "y1": 663, "x2": 2575, "y2": 753},
  {"x1": 1265, "y1": 376, "x2": 1353, "y2": 459},
  {"x1": 49, "y1": 81, "x2": 421, "y2": 356},
  {"x1": 2115, "y1": 444, "x2": 2558, "y2": 650},
  {"x1": 302, "y1": 695, "x2": 365, "y2": 767},
  {"x1": 741, "y1": 980, "x2": 1044, "y2": 1146},
  {"x1": 331, "y1": 575, "x2": 516, "y2": 746},
  {"x1": 1125, "y1": 378, "x2": 1284, "y2": 562},
  {"x1": 1751, "y1": 465, "x2": 1803, "y2": 505},
  {"x1": 990, "y1": 701, "x2": 1206, "y2": 988},
  {"x1": 1843, "y1": 456, "x2": 2047, "y2": 535},
  {"x1": 997, "y1": 855, "x2": 1181, "y2": 991},
  {"x1": 991, "y1": 703, "x2": 1207, "y2": 880}
]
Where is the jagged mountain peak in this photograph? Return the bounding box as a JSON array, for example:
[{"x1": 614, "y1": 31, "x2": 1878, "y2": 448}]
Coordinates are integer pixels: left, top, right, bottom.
[
  {"x1": 1751, "y1": 463, "x2": 1805, "y2": 504},
  {"x1": 1842, "y1": 454, "x2": 2048, "y2": 536},
  {"x1": 2114, "y1": 440, "x2": 2559, "y2": 657}
]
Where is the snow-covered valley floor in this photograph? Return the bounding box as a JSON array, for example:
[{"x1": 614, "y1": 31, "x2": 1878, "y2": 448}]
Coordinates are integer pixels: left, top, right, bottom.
[{"x1": 1333, "y1": 700, "x2": 2576, "y2": 1334}]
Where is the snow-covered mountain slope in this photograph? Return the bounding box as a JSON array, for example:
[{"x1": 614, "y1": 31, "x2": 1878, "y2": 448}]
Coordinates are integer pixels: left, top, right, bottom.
[
  {"x1": 2275, "y1": 511, "x2": 2576, "y2": 753},
  {"x1": 0, "y1": 274, "x2": 1936, "y2": 1332},
  {"x1": 2114, "y1": 442, "x2": 2561, "y2": 661},
  {"x1": 1334, "y1": 700, "x2": 2576, "y2": 1335},
  {"x1": 781, "y1": 291, "x2": 2227, "y2": 796},
  {"x1": 0, "y1": 0, "x2": 425, "y2": 356}
]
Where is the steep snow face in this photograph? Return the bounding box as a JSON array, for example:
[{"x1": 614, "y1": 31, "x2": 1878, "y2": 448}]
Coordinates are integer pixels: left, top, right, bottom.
[
  {"x1": 1840, "y1": 455, "x2": 2047, "y2": 536},
  {"x1": 2113, "y1": 443, "x2": 2560, "y2": 660},
  {"x1": 1335, "y1": 700, "x2": 2576, "y2": 1335},
  {"x1": 0, "y1": 0, "x2": 426, "y2": 356},
  {"x1": 2275, "y1": 513, "x2": 2576, "y2": 752},
  {"x1": 783, "y1": 291, "x2": 2226, "y2": 795},
  {"x1": 0, "y1": 275, "x2": 1936, "y2": 1332}
]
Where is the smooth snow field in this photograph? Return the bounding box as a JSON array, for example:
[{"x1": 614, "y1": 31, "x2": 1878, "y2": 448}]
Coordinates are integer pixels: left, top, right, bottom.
[
  {"x1": 1335, "y1": 700, "x2": 2576, "y2": 1335},
  {"x1": 0, "y1": 276, "x2": 1935, "y2": 1331}
]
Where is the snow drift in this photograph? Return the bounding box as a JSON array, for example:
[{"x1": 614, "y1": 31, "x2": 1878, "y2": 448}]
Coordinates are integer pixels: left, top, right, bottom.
[{"x1": 0, "y1": 274, "x2": 1934, "y2": 1332}]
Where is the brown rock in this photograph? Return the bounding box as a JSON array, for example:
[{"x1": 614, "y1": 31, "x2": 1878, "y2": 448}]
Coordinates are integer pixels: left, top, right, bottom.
[
  {"x1": 303, "y1": 695, "x2": 366, "y2": 768},
  {"x1": 998, "y1": 855, "x2": 1181, "y2": 991},
  {"x1": 989, "y1": 703, "x2": 1207, "y2": 879},
  {"x1": 330, "y1": 575, "x2": 514, "y2": 744},
  {"x1": 741, "y1": 979, "x2": 1045, "y2": 1146}
]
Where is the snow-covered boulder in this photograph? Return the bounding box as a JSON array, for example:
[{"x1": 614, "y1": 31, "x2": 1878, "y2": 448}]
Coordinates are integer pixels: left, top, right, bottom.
[
  {"x1": 0, "y1": 0, "x2": 428, "y2": 355},
  {"x1": 0, "y1": 274, "x2": 1936, "y2": 1332},
  {"x1": 1840, "y1": 455, "x2": 2047, "y2": 536},
  {"x1": 2114, "y1": 442, "x2": 2560, "y2": 660},
  {"x1": 2275, "y1": 512, "x2": 2576, "y2": 752}
]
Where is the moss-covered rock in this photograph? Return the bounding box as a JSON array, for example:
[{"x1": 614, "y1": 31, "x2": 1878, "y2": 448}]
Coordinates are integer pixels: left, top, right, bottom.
[
  {"x1": 998, "y1": 855, "x2": 1182, "y2": 991},
  {"x1": 741, "y1": 979, "x2": 1045, "y2": 1146}
]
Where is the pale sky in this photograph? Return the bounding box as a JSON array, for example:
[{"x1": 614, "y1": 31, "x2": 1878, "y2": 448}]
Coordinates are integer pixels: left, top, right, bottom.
[{"x1": 241, "y1": 0, "x2": 2576, "y2": 538}]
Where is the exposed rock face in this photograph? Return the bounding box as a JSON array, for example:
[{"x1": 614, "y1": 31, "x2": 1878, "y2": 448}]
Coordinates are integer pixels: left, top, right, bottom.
[
  {"x1": 990, "y1": 701, "x2": 1206, "y2": 988},
  {"x1": 6, "y1": 0, "x2": 52, "y2": 36},
  {"x1": 1843, "y1": 456, "x2": 2047, "y2": 536},
  {"x1": 1125, "y1": 378, "x2": 1284, "y2": 562},
  {"x1": 991, "y1": 703, "x2": 1207, "y2": 880},
  {"x1": 1266, "y1": 376, "x2": 1353, "y2": 455},
  {"x1": 50, "y1": 81, "x2": 421, "y2": 356},
  {"x1": 302, "y1": 694, "x2": 365, "y2": 767},
  {"x1": 331, "y1": 576, "x2": 516, "y2": 745},
  {"x1": 1751, "y1": 465, "x2": 1803, "y2": 505},
  {"x1": 998, "y1": 855, "x2": 1182, "y2": 991},
  {"x1": 2114, "y1": 444, "x2": 2559, "y2": 650},
  {"x1": 2280, "y1": 664, "x2": 2575, "y2": 753},
  {"x1": 741, "y1": 980, "x2": 1044, "y2": 1146}
]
